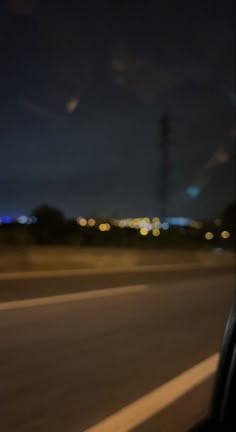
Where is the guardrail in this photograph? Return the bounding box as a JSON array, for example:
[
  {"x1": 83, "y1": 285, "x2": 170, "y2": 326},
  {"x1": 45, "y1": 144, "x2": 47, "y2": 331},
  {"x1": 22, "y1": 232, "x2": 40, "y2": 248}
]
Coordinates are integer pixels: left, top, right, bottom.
[{"x1": 0, "y1": 247, "x2": 234, "y2": 273}]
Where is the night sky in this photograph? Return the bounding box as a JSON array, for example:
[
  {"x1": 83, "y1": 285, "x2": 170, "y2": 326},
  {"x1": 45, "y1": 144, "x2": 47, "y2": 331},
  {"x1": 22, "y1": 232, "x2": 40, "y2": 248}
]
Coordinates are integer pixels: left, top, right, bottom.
[{"x1": 0, "y1": 0, "x2": 235, "y2": 219}]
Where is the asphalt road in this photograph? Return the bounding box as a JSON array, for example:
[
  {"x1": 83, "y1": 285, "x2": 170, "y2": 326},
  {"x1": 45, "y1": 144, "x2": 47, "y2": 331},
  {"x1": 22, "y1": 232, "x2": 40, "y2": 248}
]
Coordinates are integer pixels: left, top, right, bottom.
[
  {"x1": 0, "y1": 269, "x2": 235, "y2": 432},
  {"x1": 0, "y1": 266, "x2": 233, "y2": 302}
]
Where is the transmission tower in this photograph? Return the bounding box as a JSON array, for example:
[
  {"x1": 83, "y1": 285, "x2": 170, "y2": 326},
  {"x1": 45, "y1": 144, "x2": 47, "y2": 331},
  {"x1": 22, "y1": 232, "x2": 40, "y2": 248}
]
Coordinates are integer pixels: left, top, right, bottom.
[{"x1": 159, "y1": 114, "x2": 171, "y2": 220}]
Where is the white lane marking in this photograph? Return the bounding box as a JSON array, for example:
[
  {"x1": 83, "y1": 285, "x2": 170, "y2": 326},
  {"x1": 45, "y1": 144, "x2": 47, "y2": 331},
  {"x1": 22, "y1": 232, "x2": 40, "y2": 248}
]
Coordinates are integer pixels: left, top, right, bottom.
[
  {"x1": 83, "y1": 353, "x2": 219, "y2": 432},
  {"x1": 0, "y1": 263, "x2": 203, "y2": 281},
  {"x1": 0, "y1": 285, "x2": 148, "y2": 311}
]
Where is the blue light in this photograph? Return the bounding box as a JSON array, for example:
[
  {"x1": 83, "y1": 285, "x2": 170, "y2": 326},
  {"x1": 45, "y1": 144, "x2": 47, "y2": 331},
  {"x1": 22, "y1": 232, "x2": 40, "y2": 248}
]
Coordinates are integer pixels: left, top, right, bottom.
[
  {"x1": 167, "y1": 217, "x2": 190, "y2": 227},
  {"x1": 17, "y1": 216, "x2": 28, "y2": 224},
  {"x1": 162, "y1": 222, "x2": 169, "y2": 230},
  {"x1": 1, "y1": 216, "x2": 12, "y2": 224},
  {"x1": 186, "y1": 185, "x2": 200, "y2": 198}
]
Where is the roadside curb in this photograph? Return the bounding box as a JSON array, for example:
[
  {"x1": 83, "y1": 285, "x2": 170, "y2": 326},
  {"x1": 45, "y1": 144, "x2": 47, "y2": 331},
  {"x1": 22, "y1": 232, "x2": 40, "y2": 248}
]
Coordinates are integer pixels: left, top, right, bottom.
[{"x1": 0, "y1": 262, "x2": 233, "y2": 281}]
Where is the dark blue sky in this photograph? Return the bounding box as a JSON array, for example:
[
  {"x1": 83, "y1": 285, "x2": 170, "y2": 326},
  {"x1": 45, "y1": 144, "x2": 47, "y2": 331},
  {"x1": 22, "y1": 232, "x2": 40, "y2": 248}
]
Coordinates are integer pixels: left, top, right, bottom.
[{"x1": 0, "y1": 0, "x2": 235, "y2": 218}]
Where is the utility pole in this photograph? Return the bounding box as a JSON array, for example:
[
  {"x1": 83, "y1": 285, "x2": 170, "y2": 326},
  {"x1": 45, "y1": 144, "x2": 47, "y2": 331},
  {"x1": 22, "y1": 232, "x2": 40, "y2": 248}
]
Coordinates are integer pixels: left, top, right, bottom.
[{"x1": 159, "y1": 114, "x2": 171, "y2": 221}]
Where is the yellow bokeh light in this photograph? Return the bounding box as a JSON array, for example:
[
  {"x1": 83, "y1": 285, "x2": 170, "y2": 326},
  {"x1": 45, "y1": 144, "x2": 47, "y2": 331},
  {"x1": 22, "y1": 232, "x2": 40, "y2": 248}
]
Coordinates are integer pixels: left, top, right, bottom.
[
  {"x1": 144, "y1": 217, "x2": 150, "y2": 223},
  {"x1": 128, "y1": 220, "x2": 135, "y2": 228},
  {"x1": 99, "y1": 224, "x2": 106, "y2": 232},
  {"x1": 140, "y1": 227, "x2": 148, "y2": 236},
  {"x1": 133, "y1": 218, "x2": 141, "y2": 228},
  {"x1": 78, "y1": 218, "x2": 87, "y2": 227},
  {"x1": 152, "y1": 228, "x2": 160, "y2": 237},
  {"x1": 205, "y1": 231, "x2": 214, "y2": 240},
  {"x1": 152, "y1": 217, "x2": 160, "y2": 224},
  {"x1": 191, "y1": 220, "x2": 202, "y2": 229},
  {"x1": 88, "y1": 218, "x2": 96, "y2": 227},
  {"x1": 105, "y1": 223, "x2": 111, "y2": 231},
  {"x1": 66, "y1": 97, "x2": 79, "y2": 113},
  {"x1": 118, "y1": 220, "x2": 126, "y2": 228},
  {"x1": 221, "y1": 230, "x2": 230, "y2": 239}
]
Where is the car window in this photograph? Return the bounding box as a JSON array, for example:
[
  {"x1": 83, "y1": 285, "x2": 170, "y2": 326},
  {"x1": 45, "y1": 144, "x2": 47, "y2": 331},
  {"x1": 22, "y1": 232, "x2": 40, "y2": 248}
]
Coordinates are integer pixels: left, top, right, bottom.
[{"x1": 0, "y1": 1, "x2": 235, "y2": 431}]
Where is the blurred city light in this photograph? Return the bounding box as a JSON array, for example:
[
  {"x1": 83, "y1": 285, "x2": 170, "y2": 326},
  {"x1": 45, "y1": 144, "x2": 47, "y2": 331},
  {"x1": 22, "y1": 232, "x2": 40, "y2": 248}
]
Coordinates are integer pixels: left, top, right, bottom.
[
  {"x1": 118, "y1": 220, "x2": 126, "y2": 228},
  {"x1": 205, "y1": 232, "x2": 214, "y2": 240},
  {"x1": 191, "y1": 220, "x2": 202, "y2": 229},
  {"x1": 167, "y1": 217, "x2": 190, "y2": 227},
  {"x1": 66, "y1": 97, "x2": 79, "y2": 113},
  {"x1": 186, "y1": 185, "x2": 201, "y2": 198},
  {"x1": 152, "y1": 228, "x2": 160, "y2": 237},
  {"x1": 221, "y1": 230, "x2": 230, "y2": 239},
  {"x1": 1, "y1": 216, "x2": 12, "y2": 224},
  {"x1": 152, "y1": 217, "x2": 160, "y2": 223},
  {"x1": 88, "y1": 218, "x2": 96, "y2": 227},
  {"x1": 139, "y1": 220, "x2": 147, "y2": 228},
  {"x1": 140, "y1": 227, "x2": 148, "y2": 236},
  {"x1": 162, "y1": 222, "x2": 169, "y2": 230},
  {"x1": 78, "y1": 218, "x2": 87, "y2": 227},
  {"x1": 99, "y1": 224, "x2": 106, "y2": 232},
  {"x1": 99, "y1": 223, "x2": 111, "y2": 232},
  {"x1": 128, "y1": 220, "x2": 135, "y2": 228},
  {"x1": 17, "y1": 216, "x2": 28, "y2": 224}
]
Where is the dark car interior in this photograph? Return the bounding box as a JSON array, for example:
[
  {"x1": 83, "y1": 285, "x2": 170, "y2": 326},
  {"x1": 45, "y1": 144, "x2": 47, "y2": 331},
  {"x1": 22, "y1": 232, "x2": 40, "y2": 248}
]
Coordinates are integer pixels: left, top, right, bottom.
[{"x1": 190, "y1": 293, "x2": 236, "y2": 431}]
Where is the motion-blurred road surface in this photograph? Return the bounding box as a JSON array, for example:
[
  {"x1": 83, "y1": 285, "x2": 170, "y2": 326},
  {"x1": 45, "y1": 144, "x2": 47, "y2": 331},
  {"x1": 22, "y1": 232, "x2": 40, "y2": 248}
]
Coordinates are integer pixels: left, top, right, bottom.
[{"x1": 0, "y1": 268, "x2": 234, "y2": 431}]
